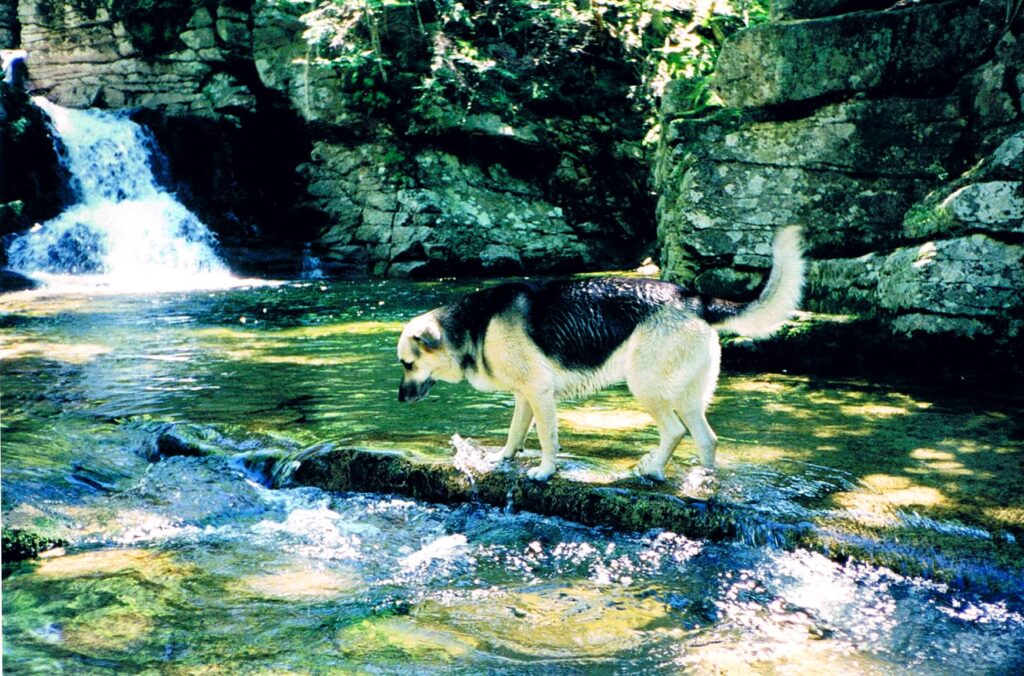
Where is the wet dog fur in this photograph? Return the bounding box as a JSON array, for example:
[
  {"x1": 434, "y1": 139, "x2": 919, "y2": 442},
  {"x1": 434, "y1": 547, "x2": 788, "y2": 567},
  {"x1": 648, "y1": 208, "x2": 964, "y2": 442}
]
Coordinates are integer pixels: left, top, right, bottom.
[{"x1": 397, "y1": 226, "x2": 805, "y2": 481}]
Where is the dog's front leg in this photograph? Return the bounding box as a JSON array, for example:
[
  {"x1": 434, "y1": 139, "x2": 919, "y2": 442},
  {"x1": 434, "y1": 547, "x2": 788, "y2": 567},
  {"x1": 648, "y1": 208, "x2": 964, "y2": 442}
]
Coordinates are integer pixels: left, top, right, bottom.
[
  {"x1": 495, "y1": 393, "x2": 532, "y2": 461},
  {"x1": 525, "y1": 391, "x2": 559, "y2": 481}
]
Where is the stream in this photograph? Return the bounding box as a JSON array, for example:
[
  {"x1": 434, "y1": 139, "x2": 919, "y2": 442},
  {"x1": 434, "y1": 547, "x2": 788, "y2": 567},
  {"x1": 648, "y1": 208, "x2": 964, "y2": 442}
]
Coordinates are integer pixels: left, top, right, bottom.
[{"x1": 3, "y1": 281, "x2": 1023, "y2": 674}]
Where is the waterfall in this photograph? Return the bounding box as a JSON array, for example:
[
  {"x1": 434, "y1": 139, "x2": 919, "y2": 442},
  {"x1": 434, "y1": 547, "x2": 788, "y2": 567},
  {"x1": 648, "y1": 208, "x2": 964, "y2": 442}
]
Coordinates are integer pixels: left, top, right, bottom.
[{"x1": 6, "y1": 98, "x2": 235, "y2": 291}]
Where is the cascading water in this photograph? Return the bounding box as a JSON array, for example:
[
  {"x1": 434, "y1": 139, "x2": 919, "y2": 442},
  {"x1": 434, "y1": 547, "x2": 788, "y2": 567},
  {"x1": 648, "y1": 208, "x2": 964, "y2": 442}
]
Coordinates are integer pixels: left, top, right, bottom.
[{"x1": 6, "y1": 98, "x2": 235, "y2": 291}]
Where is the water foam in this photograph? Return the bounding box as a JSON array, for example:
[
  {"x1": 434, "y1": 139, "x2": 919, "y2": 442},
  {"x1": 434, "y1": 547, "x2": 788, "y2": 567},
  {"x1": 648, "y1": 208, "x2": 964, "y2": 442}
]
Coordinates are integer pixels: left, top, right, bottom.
[{"x1": 6, "y1": 98, "x2": 237, "y2": 292}]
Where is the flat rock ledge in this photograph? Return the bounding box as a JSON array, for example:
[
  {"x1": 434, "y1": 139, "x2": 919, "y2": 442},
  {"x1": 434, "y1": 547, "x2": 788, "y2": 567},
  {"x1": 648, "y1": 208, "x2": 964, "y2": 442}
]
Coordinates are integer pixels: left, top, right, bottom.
[
  {"x1": 249, "y1": 445, "x2": 1021, "y2": 594},
  {"x1": 281, "y1": 447, "x2": 746, "y2": 542}
]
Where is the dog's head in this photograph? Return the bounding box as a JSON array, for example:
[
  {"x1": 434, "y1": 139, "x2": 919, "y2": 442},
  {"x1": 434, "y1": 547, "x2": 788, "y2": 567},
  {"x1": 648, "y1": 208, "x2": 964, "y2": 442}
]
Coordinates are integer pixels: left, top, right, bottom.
[{"x1": 396, "y1": 311, "x2": 463, "y2": 402}]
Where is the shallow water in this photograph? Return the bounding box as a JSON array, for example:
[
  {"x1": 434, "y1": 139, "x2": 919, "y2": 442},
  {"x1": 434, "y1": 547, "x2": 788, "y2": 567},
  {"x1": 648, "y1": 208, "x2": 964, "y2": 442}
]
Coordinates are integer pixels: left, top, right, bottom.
[{"x1": 3, "y1": 281, "x2": 1023, "y2": 673}]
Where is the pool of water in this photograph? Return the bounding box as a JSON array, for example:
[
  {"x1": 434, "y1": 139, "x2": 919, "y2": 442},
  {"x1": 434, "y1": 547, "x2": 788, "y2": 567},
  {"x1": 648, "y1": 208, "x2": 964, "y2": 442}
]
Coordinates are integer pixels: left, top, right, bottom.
[{"x1": 3, "y1": 281, "x2": 1023, "y2": 673}]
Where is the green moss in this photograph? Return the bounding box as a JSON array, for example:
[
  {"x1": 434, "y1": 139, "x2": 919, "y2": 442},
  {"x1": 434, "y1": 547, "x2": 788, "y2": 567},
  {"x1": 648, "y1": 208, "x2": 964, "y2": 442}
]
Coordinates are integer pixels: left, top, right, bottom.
[{"x1": 2, "y1": 527, "x2": 66, "y2": 562}]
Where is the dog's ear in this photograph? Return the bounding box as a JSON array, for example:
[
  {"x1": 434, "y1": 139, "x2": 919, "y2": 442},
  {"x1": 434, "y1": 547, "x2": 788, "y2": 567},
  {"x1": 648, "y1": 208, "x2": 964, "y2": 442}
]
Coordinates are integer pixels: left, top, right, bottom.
[{"x1": 413, "y1": 323, "x2": 442, "y2": 350}]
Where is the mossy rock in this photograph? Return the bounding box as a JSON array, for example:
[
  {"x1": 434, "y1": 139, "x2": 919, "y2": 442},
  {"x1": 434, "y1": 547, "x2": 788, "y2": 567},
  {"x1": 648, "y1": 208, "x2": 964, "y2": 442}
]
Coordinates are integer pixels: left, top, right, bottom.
[{"x1": 2, "y1": 527, "x2": 66, "y2": 562}]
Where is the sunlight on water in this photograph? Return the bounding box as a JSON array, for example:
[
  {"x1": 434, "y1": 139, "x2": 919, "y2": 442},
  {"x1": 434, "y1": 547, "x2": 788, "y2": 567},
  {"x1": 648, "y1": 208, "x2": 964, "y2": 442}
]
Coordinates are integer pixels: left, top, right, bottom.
[{"x1": 2, "y1": 280, "x2": 1023, "y2": 673}]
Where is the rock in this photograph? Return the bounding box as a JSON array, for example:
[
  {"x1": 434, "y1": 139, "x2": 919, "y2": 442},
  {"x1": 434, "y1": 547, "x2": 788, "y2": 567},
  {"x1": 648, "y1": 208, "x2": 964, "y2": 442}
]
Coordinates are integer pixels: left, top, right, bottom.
[
  {"x1": 148, "y1": 424, "x2": 226, "y2": 461},
  {"x1": 956, "y1": 30, "x2": 1024, "y2": 142},
  {"x1": 301, "y1": 141, "x2": 598, "y2": 276},
  {"x1": 1, "y1": 268, "x2": 38, "y2": 292},
  {"x1": 715, "y1": 4, "x2": 997, "y2": 108},
  {"x1": 1, "y1": 83, "x2": 70, "y2": 237},
  {"x1": 989, "y1": 131, "x2": 1024, "y2": 176},
  {"x1": 658, "y1": 1, "x2": 1022, "y2": 352},
  {"x1": 663, "y1": 98, "x2": 964, "y2": 176},
  {"x1": 941, "y1": 182, "x2": 1023, "y2": 228},
  {"x1": 903, "y1": 130, "x2": 1024, "y2": 240},
  {"x1": 877, "y1": 235, "x2": 1024, "y2": 321},
  {"x1": 0, "y1": 1, "x2": 17, "y2": 49},
  {"x1": 771, "y1": 0, "x2": 892, "y2": 21},
  {"x1": 810, "y1": 234, "x2": 1024, "y2": 343},
  {"x1": 693, "y1": 267, "x2": 761, "y2": 298},
  {"x1": 657, "y1": 99, "x2": 963, "y2": 285},
  {"x1": 2, "y1": 527, "x2": 67, "y2": 562},
  {"x1": 15, "y1": 0, "x2": 255, "y2": 117}
]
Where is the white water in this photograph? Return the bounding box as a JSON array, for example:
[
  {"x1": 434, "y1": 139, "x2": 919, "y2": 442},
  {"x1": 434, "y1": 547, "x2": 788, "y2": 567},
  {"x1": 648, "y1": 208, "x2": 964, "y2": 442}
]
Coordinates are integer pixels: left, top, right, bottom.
[{"x1": 6, "y1": 98, "x2": 238, "y2": 292}]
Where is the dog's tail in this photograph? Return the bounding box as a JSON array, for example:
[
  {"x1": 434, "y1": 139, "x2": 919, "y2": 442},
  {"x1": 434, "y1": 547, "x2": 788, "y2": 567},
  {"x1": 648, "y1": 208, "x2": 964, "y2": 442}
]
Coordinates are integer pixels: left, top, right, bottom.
[{"x1": 709, "y1": 226, "x2": 805, "y2": 339}]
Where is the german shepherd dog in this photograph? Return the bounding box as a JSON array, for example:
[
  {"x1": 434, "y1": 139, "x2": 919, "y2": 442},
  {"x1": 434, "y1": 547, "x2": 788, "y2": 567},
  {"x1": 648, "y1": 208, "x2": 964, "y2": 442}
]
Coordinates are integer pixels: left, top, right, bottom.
[{"x1": 397, "y1": 227, "x2": 805, "y2": 481}]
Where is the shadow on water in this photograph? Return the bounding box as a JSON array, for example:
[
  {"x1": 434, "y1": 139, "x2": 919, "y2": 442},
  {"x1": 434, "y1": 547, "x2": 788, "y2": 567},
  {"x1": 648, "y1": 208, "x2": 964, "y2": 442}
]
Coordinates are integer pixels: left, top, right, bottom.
[
  {"x1": 2, "y1": 280, "x2": 1023, "y2": 672},
  {"x1": 708, "y1": 375, "x2": 1024, "y2": 558}
]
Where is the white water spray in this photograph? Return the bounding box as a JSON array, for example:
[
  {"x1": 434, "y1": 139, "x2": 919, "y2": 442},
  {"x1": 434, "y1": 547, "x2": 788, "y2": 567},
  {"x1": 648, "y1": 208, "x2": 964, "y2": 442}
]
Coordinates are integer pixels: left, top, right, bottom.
[{"x1": 6, "y1": 98, "x2": 236, "y2": 291}]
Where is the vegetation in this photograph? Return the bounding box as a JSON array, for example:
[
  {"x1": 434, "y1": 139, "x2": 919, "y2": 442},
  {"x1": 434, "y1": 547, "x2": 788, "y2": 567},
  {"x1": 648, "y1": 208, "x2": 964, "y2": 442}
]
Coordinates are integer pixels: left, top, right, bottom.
[{"x1": 292, "y1": 0, "x2": 769, "y2": 138}]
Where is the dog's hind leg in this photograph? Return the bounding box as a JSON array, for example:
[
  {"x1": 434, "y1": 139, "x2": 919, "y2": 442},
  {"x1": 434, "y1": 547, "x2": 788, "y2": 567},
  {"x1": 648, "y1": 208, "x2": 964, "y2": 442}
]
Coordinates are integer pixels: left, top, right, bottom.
[
  {"x1": 633, "y1": 398, "x2": 686, "y2": 482},
  {"x1": 675, "y1": 342, "x2": 721, "y2": 469},
  {"x1": 494, "y1": 393, "x2": 533, "y2": 461},
  {"x1": 678, "y1": 406, "x2": 717, "y2": 468},
  {"x1": 524, "y1": 390, "x2": 559, "y2": 481}
]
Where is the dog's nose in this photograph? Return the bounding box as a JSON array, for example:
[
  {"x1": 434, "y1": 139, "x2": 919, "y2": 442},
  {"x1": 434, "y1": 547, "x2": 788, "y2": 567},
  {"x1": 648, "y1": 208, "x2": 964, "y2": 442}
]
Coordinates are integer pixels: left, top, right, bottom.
[{"x1": 398, "y1": 377, "x2": 434, "y2": 403}]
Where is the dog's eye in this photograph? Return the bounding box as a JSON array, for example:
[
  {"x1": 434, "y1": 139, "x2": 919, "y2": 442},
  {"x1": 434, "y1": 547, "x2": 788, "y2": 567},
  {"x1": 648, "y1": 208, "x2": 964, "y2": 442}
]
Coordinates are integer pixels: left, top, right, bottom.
[{"x1": 401, "y1": 360, "x2": 414, "y2": 370}]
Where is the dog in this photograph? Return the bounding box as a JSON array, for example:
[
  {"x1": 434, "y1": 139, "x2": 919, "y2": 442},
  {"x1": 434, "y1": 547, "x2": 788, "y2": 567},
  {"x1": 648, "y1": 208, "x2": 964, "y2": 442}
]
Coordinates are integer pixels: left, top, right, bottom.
[{"x1": 397, "y1": 226, "x2": 805, "y2": 481}]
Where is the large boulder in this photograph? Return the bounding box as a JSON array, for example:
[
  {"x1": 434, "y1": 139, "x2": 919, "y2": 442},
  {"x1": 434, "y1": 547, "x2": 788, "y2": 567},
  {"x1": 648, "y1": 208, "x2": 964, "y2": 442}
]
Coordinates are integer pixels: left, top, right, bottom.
[
  {"x1": 715, "y1": 3, "x2": 998, "y2": 109},
  {"x1": 657, "y1": 98, "x2": 964, "y2": 288}
]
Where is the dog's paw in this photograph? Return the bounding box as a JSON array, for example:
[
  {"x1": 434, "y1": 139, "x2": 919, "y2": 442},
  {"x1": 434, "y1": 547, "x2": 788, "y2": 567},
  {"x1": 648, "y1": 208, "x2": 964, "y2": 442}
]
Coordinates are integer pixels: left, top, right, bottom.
[
  {"x1": 634, "y1": 455, "x2": 666, "y2": 482},
  {"x1": 526, "y1": 462, "x2": 556, "y2": 482},
  {"x1": 488, "y1": 446, "x2": 520, "y2": 463}
]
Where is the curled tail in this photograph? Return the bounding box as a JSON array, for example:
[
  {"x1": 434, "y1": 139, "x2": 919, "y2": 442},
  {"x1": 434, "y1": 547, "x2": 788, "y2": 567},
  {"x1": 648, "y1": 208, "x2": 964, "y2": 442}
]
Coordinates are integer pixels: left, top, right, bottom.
[{"x1": 711, "y1": 226, "x2": 805, "y2": 338}]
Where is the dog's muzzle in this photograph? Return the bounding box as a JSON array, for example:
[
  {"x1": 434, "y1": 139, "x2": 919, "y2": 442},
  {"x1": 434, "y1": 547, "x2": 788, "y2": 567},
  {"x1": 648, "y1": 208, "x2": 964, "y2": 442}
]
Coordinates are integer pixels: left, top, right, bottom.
[{"x1": 398, "y1": 377, "x2": 435, "y2": 403}]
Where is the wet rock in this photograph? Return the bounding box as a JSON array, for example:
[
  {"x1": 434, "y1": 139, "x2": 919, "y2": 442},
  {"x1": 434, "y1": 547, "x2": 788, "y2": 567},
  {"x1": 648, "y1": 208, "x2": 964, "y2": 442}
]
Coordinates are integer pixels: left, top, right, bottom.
[
  {"x1": 1, "y1": 268, "x2": 38, "y2": 292},
  {"x1": 123, "y1": 455, "x2": 265, "y2": 525},
  {"x1": 0, "y1": 83, "x2": 70, "y2": 238},
  {"x1": 284, "y1": 446, "x2": 742, "y2": 542},
  {"x1": 147, "y1": 424, "x2": 228, "y2": 461}
]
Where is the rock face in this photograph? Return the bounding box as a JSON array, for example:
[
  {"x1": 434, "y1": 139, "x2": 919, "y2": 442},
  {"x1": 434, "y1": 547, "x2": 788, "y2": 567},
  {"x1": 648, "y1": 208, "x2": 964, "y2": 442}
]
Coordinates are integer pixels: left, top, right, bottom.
[
  {"x1": 249, "y1": 0, "x2": 652, "y2": 276},
  {"x1": 0, "y1": 82, "x2": 69, "y2": 245},
  {"x1": 5, "y1": 0, "x2": 654, "y2": 276},
  {"x1": 657, "y1": 1, "x2": 1024, "y2": 355},
  {"x1": 14, "y1": 0, "x2": 254, "y2": 115}
]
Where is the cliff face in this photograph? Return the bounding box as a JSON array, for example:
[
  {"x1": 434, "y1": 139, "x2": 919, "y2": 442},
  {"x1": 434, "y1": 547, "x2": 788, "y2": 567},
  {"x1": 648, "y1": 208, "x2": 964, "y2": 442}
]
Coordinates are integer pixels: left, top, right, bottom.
[
  {"x1": 4, "y1": 0, "x2": 664, "y2": 276},
  {"x1": 656, "y1": 0, "x2": 1023, "y2": 356}
]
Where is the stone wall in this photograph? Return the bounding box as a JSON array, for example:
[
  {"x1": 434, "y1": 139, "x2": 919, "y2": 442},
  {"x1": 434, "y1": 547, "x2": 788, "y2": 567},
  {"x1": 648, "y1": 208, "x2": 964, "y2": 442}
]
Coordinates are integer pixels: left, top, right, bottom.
[{"x1": 656, "y1": 0, "x2": 1023, "y2": 352}]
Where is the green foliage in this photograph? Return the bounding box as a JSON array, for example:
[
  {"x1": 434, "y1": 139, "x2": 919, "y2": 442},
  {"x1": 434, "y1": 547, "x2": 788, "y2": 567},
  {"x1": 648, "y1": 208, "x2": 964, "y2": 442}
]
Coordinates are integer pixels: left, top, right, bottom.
[{"x1": 295, "y1": 0, "x2": 768, "y2": 133}]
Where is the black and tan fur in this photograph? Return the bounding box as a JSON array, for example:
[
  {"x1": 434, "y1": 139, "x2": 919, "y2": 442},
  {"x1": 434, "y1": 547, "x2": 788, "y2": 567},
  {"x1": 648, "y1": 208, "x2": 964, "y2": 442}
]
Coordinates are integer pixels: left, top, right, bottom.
[{"x1": 398, "y1": 226, "x2": 805, "y2": 481}]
